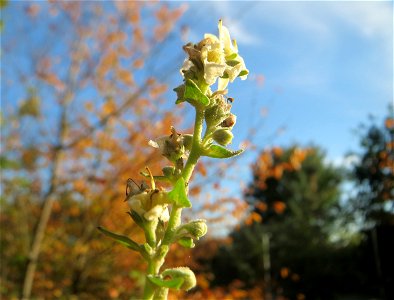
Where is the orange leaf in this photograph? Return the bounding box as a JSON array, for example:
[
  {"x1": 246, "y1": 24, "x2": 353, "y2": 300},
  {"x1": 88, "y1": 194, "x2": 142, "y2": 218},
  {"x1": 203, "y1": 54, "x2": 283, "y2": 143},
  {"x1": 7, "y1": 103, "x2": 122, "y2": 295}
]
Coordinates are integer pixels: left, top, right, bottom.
[
  {"x1": 117, "y1": 68, "x2": 134, "y2": 86},
  {"x1": 102, "y1": 99, "x2": 116, "y2": 115},
  {"x1": 273, "y1": 201, "x2": 286, "y2": 214},
  {"x1": 133, "y1": 58, "x2": 144, "y2": 69},
  {"x1": 280, "y1": 267, "x2": 289, "y2": 278},
  {"x1": 385, "y1": 117, "x2": 394, "y2": 129}
]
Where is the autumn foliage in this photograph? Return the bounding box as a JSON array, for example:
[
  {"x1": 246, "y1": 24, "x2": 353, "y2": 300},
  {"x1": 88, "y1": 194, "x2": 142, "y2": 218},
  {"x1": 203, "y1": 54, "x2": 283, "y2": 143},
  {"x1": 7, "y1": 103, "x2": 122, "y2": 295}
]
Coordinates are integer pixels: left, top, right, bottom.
[{"x1": 1, "y1": 2, "x2": 187, "y2": 299}]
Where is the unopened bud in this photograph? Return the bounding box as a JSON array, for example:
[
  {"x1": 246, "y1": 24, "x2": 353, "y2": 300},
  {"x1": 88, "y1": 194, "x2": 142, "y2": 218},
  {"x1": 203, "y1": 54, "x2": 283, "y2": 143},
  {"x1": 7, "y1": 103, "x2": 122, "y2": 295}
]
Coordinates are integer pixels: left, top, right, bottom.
[
  {"x1": 205, "y1": 96, "x2": 231, "y2": 128},
  {"x1": 177, "y1": 219, "x2": 208, "y2": 240},
  {"x1": 162, "y1": 267, "x2": 196, "y2": 291},
  {"x1": 212, "y1": 128, "x2": 234, "y2": 146}
]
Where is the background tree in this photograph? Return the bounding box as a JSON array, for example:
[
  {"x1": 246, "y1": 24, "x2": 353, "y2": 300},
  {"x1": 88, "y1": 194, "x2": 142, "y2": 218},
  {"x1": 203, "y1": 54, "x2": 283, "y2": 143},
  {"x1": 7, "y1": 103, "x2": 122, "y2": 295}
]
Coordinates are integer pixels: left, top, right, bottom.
[
  {"x1": 211, "y1": 146, "x2": 348, "y2": 299},
  {"x1": 351, "y1": 107, "x2": 394, "y2": 226},
  {"x1": 1, "y1": 2, "x2": 251, "y2": 298},
  {"x1": 1, "y1": 2, "x2": 186, "y2": 298},
  {"x1": 349, "y1": 108, "x2": 394, "y2": 299}
]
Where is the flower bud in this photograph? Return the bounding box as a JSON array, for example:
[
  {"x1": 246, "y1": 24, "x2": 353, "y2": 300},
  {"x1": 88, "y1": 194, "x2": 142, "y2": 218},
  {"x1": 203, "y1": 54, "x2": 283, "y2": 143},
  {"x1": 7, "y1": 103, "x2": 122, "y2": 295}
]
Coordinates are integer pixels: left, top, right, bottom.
[
  {"x1": 204, "y1": 96, "x2": 231, "y2": 128},
  {"x1": 177, "y1": 219, "x2": 208, "y2": 240},
  {"x1": 212, "y1": 128, "x2": 234, "y2": 146},
  {"x1": 162, "y1": 267, "x2": 196, "y2": 291}
]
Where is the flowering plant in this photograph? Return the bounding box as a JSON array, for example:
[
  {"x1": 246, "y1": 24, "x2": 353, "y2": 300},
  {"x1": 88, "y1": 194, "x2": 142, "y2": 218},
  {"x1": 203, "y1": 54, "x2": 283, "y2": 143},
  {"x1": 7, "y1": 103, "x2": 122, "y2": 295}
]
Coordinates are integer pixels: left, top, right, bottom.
[{"x1": 98, "y1": 20, "x2": 248, "y2": 299}]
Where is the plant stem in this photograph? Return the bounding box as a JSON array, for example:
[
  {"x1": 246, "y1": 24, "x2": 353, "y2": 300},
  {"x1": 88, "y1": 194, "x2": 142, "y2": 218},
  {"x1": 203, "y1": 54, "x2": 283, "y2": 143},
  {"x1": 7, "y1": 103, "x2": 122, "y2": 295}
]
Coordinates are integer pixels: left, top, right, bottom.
[
  {"x1": 143, "y1": 256, "x2": 163, "y2": 300},
  {"x1": 142, "y1": 107, "x2": 205, "y2": 299},
  {"x1": 145, "y1": 220, "x2": 158, "y2": 248},
  {"x1": 182, "y1": 108, "x2": 204, "y2": 183}
]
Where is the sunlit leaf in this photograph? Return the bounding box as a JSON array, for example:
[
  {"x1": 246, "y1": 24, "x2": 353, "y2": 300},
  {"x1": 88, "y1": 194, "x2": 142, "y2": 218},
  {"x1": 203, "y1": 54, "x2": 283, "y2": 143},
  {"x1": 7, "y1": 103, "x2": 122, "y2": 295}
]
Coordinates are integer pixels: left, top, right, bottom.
[
  {"x1": 204, "y1": 145, "x2": 244, "y2": 159},
  {"x1": 183, "y1": 79, "x2": 209, "y2": 107},
  {"x1": 177, "y1": 237, "x2": 195, "y2": 248},
  {"x1": 167, "y1": 177, "x2": 192, "y2": 208},
  {"x1": 97, "y1": 226, "x2": 140, "y2": 252},
  {"x1": 147, "y1": 275, "x2": 184, "y2": 290}
]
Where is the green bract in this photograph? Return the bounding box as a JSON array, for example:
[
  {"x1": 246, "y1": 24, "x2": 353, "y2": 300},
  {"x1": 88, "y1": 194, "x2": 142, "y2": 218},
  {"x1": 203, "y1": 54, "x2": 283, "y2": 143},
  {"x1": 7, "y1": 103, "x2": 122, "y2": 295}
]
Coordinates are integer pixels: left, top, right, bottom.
[
  {"x1": 168, "y1": 177, "x2": 192, "y2": 208},
  {"x1": 205, "y1": 144, "x2": 244, "y2": 159}
]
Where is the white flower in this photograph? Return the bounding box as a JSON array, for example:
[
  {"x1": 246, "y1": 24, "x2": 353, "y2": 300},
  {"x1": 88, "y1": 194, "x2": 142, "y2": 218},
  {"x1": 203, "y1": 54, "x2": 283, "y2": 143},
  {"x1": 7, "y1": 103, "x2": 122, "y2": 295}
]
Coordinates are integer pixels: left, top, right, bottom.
[
  {"x1": 200, "y1": 35, "x2": 227, "y2": 86},
  {"x1": 128, "y1": 190, "x2": 170, "y2": 222},
  {"x1": 180, "y1": 59, "x2": 194, "y2": 76},
  {"x1": 180, "y1": 20, "x2": 248, "y2": 89},
  {"x1": 201, "y1": 20, "x2": 248, "y2": 88}
]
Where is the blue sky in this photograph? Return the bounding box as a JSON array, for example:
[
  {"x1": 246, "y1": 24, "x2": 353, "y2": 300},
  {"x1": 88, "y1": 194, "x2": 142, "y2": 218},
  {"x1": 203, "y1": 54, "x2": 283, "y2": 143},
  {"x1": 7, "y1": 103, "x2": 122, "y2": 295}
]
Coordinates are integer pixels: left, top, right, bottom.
[
  {"x1": 174, "y1": 1, "x2": 393, "y2": 167},
  {"x1": 2, "y1": 1, "x2": 392, "y2": 233},
  {"x1": 3, "y1": 1, "x2": 393, "y2": 181}
]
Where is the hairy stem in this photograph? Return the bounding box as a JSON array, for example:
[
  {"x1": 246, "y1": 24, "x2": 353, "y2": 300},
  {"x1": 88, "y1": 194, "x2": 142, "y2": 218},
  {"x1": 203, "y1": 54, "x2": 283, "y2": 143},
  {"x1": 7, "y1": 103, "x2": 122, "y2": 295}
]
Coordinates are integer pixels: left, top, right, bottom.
[
  {"x1": 142, "y1": 107, "x2": 205, "y2": 299},
  {"x1": 182, "y1": 108, "x2": 204, "y2": 183}
]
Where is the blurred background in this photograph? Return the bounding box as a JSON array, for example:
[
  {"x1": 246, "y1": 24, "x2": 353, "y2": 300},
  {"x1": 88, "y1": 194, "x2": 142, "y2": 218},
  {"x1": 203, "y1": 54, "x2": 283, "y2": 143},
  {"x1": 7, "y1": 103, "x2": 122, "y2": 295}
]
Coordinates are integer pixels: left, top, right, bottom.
[{"x1": 1, "y1": 1, "x2": 393, "y2": 299}]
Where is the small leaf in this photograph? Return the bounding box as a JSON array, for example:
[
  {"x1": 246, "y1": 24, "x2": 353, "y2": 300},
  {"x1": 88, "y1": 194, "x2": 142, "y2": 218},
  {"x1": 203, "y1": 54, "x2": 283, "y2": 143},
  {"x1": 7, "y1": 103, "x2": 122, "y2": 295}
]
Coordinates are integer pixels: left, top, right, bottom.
[
  {"x1": 148, "y1": 275, "x2": 184, "y2": 290},
  {"x1": 178, "y1": 237, "x2": 195, "y2": 248},
  {"x1": 238, "y1": 70, "x2": 249, "y2": 77},
  {"x1": 168, "y1": 177, "x2": 192, "y2": 208},
  {"x1": 225, "y1": 53, "x2": 238, "y2": 60},
  {"x1": 0, "y1": 155, "x2": 21, "y2": 169},
  {"x1": 97, "y1": 226, "x2": 141, "y2": 252},
  {"x1": 184, "y1": 79, "x2": 209, "y2": 107},
  {"x1": 226, "y1": 60, "x2": 241, "y2": 67},
  {"x1": 204, "y1": 145, "x2": 244, "y2": 159},
  {"x1": 140, "y1": 170, "x2": 169, "y2": 182},
  {"x1": 127, "y1": 211, "x2": 145, "y2": 228},
  {"x1": 143, "y1": 243, "x2": 154, "y2": 256}
]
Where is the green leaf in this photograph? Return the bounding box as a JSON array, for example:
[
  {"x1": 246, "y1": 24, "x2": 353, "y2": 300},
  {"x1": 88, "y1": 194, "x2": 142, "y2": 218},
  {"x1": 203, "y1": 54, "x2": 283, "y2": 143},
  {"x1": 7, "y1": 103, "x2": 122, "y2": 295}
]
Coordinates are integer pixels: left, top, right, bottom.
[
  {"x1": 127, "y1": 211, "x2": 145, "y2": 228},
  {"x1": 168, "y1": 177, "x2": 192, "y2": 208},
  {"x1": 143, "y1": 243, "x2": 154, "y2": 256},
  {"x1": 238, "y1": 70, "x2": 249, "y2": 77},
  {"x1": 226, "y1": 60, "x2": 241, "y2": 67},
  {"x1": 0, "y1": 155, "x2": 21, "y2": 169},
  {"x1": 140, "y1": 170, "x2": 169, "y2": 182},
  {"x1": 97, "y1": 226, "x2": 141, "y2": 252},
  {"x1": 204, "y1": 145, "x2": 244, "y2": 159},
  {"x1": 220, "y1": 72, "x2": 229, "y2": 79},
  {"x1": 178, "y1": 237, "x2": 195, "y2": 248},
  {"x1": 148, "y1": 275, "x2": 184, "y2": 290},
  {"x1": 184, "y1": 79, "x2": 209, "y2": 107},
  {"x1": 225, "y1": 53, "x2": 238, "y2": 60}
]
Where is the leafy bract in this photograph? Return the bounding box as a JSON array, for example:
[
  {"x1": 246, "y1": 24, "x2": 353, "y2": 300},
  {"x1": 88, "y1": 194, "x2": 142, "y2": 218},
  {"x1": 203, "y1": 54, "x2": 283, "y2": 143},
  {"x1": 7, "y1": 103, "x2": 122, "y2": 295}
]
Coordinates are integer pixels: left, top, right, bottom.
[
  {"x1": 204, "y1": 144, "x2": 244, "y2": 159},
  {"x1": 178, "y1": 237, "x2": 195, "y2": 248},
  {"x1": 183, "y1": 79, "x2": 209, "y2": 107},
  {"x1": 148, "y1": 275, "x2": 184, "y2": 290},
  {"x1": 168, "y1": 177, "x2": 192, "y2": 208},
  {"x1": 97, "y1": 226, "x2": 140, "y2": 252}
]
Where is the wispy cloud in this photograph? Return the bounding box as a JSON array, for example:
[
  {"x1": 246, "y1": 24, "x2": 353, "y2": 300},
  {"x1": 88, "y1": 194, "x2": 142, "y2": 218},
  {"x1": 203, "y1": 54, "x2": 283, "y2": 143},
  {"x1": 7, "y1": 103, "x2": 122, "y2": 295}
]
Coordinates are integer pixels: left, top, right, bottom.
[{"x1": 204, "y1": 1, "x2": 263, "y2": 46}]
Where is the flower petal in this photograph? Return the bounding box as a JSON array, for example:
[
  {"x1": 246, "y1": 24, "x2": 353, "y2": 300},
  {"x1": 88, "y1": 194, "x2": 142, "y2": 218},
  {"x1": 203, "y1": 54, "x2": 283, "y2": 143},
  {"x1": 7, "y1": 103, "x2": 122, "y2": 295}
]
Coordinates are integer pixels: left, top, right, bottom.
[
  {"x1": 148, "y1": 140, "x2": 159, "y2": 148},
  {"x1": 218, "y1": 77, "x2": 229, "y2": 91},
  {"x1": 204, "y1": 62, "x2": 226, "y2": 85},
  {"x1": 144, "y1": 205, "x2": 165, "y2": 221}
]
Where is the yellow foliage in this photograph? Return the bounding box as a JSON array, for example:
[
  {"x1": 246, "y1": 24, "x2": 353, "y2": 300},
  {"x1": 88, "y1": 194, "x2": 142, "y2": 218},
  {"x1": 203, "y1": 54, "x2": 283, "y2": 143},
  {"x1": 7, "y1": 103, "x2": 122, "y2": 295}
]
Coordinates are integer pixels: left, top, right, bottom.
[
  {"x1": 102, "y1": 99, "x2": 117, "y2": 115},
  {"x1": 117, "y1": 68, "x2": 134, "y2": 85}
]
